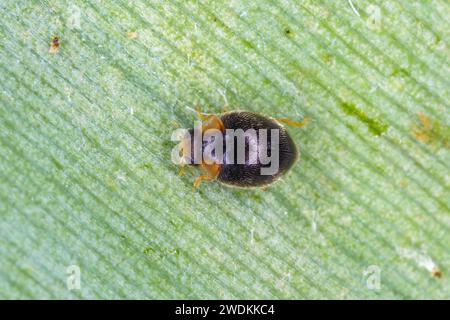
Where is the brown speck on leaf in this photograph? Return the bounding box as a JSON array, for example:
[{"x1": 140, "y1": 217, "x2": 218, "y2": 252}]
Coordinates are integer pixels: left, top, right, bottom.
[
  {"x1": 413, "y1": 113, "x2": 431, "y2": 143},
  {"x1": 399, "y1": 179, "x2": 408, "y2": 188},
  {"x1": 49, "y1": 36, "x2": 60, "y2": 54},
  {"x1": 411, "y1": 113, "x2": 450, "y2": 149},
  {"x1": 431, "y1": 268, "x2": 442, "y2": 278},
  {"x1": 126, "y1": 31, "x2": 138, "y2": 39}
]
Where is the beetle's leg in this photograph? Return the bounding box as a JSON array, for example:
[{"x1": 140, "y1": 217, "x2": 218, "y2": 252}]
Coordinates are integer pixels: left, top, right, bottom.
[
  {"x1": 171, "y1": 120, "x2": 181, "y2": 129},
  {"x1": 276, "y1": 117, "x2": 311, "y2": 128},
  {"x1": 178, "y1": 165, "x2": 185, "y2": 177},
  {"x1": 193, "y1": 175, "x2": 208, "y2": 190},
  {"x1": 193, "y1": 174, "x2": 217, "y2": 190},
  {"x1": 193, "y1": 163, "x2": 220, "y2": 190}
]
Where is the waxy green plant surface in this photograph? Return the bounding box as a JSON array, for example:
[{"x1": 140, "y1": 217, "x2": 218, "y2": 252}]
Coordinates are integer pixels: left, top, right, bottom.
[{"x1": 0, "y1": 0, "x2": 449, "y2": 299}]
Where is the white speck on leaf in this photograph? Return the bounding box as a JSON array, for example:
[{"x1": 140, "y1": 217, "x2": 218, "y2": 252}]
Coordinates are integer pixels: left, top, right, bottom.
[
  {"x1": 116, "y1": 171, "x2": 127, "y2": 184},
  {"x1": 348, "y1": 0, "x2": 360, "y2": 17},
  {"x1": 311, "y1": 218, "x2": 317, "y2": 233},
  {"x1": 397, "y1": 247, "x2": 440, "y2": 276}
]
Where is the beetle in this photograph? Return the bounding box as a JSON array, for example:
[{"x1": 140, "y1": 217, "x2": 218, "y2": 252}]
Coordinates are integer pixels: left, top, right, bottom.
[{"x1": 177, "y1": 109, "x2": 308, "y2": 189}]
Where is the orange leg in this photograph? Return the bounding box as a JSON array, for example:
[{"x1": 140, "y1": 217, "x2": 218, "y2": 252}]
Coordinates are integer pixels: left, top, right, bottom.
[
  {"x1": 178, "y1": 165, "x2": 185, "y2": 177},
  {"x1": 193, "y1": 163, "x2": 220, "y2": 190},
  {"x1": 193, "y1": 175, "x2": 210, "y2": 190},
  {"x1": 276, "y1": 117, "x2": 311, "y2": 128}
]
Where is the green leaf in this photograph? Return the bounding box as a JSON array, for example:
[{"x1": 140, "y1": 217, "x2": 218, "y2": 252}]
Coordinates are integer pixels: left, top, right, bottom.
[{"x1": 0, "y1": 0, "x2": 449, "y2": 299}]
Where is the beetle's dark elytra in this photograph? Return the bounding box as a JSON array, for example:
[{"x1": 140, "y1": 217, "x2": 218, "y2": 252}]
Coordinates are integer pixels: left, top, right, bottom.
[{"x1": 217, "y1": 112, "x2": 298, "y2": 187}]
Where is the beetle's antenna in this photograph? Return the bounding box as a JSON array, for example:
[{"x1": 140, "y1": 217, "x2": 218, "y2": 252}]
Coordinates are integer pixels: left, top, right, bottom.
[{"x1": 186, "y1": 105, "x2": 211, "y2": 121}]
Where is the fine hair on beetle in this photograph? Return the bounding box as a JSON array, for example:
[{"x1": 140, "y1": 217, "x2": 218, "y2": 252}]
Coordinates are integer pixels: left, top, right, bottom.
[{"x1": 172, "y1": 120, "x2": 280, "y2": 176}]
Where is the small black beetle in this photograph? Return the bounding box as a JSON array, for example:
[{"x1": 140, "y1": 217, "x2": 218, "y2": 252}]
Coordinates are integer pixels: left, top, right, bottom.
[{"x1": 179, "y1": 109, "x2": 307, "y2": 189}]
